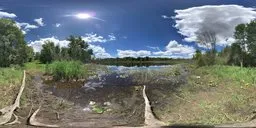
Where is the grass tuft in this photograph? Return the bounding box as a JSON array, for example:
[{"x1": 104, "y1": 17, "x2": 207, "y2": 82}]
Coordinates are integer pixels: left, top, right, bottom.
[{"x1": 46, "y1": 61, "x2": 86, "y2": 81}]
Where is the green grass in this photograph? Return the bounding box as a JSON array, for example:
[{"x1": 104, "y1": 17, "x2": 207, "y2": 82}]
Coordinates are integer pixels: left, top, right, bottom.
[
  {"x1": 199, "y1": 65, "x2": 256, "y2": 85},
  {"x1": 0, "y1": 67, "x2": 23, "y2": 108},
  {"x1": 0, "y1": 67, "x2": 23, "y2": 86},
  {"x1": 24, "y1": 61, "x2": 46, "y2": 73},
  {"x1": 154, "y1": 65, "x2": 256, "y2": 125},
  {"x1": 46, "y1": 60, "x2": 87, "y2": 81}
]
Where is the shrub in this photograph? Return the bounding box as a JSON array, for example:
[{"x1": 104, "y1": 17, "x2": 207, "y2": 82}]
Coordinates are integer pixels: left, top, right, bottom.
[{"x1": 46, "y1": 61, "x2": 85, "y2": 81}]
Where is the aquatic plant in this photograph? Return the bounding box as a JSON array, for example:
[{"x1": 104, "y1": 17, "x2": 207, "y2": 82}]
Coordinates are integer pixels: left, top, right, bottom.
[{"x1": 46, "y1": 61, "x2": 86, "y2": 81}]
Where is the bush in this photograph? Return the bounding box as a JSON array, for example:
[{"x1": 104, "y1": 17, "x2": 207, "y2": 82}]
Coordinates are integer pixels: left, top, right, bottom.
[{"x1": 46, "y1": 61, "x2": 85, "y2": 81}]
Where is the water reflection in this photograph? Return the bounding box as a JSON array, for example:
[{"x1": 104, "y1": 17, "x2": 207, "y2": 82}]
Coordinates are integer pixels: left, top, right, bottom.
[{"x1": 82, "y1": 65, "x2": 171, "y2": 91}]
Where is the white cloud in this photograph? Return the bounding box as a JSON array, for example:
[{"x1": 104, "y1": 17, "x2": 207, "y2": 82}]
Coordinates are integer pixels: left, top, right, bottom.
[
  {"x1": 34, "y1": 18, "x2": 45, "y2": 26},
  {"x1": 147, "y1": 46, "x2": 160, "y2": 51},
  {"x1": 108, "y1": 34, "x2": 116, "y2": 41},
  {"x1": 16, "y1": 22, "x2": 39, "y2": 34},
  {"x1": 82, "y1": 33, "x2": 116, "y2": 43},
  {"x1": 173, "y1": 5, "x2": 256, "y2": 47},
  {"x1": 28, "y1": 36, "x2": 112, "y2": 58},
  {"x1": 161, "y1": 15, "x2": 171, "y2": 19},
  {"x1": 117, "y1": 50, "x2": 151, "y2": 58},
  {"x1": 88, "y1": 45, "x2": 112, "y2": 58},
  {"x1": 28, "y1": 36, "x2": 69, "y2": 52},
  {"x1": 0, "y1": 10, "x2": 16, "y2": 18},
  {"x1": 153, "y1": 40, "x2": 196, "y2": 58},
  {"x1": 55, "y1": 23, "x2": 61, "y2": 27}
]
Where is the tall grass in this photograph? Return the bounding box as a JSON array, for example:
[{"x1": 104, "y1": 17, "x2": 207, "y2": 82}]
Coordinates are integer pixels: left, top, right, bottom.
[
  {"x1": 46, "y1": 61, "x2": 86, "y2": 81},
  {"x1": 24, "y1": 61, "x2": 46, "y2": 73},
  {"x1": 0, "y1": 67, "x2": 23, "y2": 86},
  {"x1": 200, "y1": 65, "x2": 256, "y2": 85}
]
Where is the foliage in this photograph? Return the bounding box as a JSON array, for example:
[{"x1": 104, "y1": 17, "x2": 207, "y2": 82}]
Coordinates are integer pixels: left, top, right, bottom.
[
  {"x1": 39, "y1": 36, "x2": 93, "y2": 64},
  {"x1": 195, "y1": 20, "x2": 256, "y2": 67},
  {"x1": 67, "y1": 35, "x2": 92, "y2": 62},
  {"x1": 46, "y1": 61, "x2": 86, "y2": 80},
  {"x1": 0, "y1": 18, "x2": 32, "y2": 67},
  {"x1": 40, "y1": 41, "x2": 56, "y2": 63}
]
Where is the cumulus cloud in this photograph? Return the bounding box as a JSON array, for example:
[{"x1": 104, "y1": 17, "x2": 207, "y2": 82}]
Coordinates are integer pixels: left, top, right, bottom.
[
  {"x1": 34, "y1": 18, "x2": 45, "y2": 26},
  {"x1": 89, "y1": 45, "x2": 112, "y2": 58},
  {"x1": 173, "y1": 5, "x2": 256, "y2": 47},
  {"x1": 153, "y1": 40, "x2": 195, "y2": 58},
  {"x1": 55, "y1": 23, "x2": 61, "y2": 27},
  {"x1": 82, "y1": 33, "x2": 116, "y2": 43},
  {"x1": 16, "y1": 22, "x2": 39, "y2": 34},
  {"x1": 0, "y1": 10, "x2": 16, "y2": 18},
  {"x1": 28, "y1": 37, "x2": 69, "y2": 52},
  {"x1": 28, "y1": 35, "x2": 112, "y2": 58},
  {"x1": 117, "y1": 50, "x2": 151, "y2": 58}
]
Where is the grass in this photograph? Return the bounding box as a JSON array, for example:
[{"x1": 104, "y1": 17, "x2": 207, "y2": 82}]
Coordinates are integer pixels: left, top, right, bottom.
[
  {"x1": 46, "y1": 60, "x2": 87, "y2": 81},
  {"x1": 0, "y1": 67, "x2": 23, "y2": 108},
  {"x1": 24, "y1": 61, "x2": 46, "y2": 74},
  {"x1": 154, "y1": 65, "x2": 256, "y2": 125}
]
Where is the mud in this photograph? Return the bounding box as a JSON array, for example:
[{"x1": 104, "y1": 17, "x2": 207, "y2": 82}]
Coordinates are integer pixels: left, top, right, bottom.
[{"x1": 5, "y1": 65, "x2": 188, "y2": 128}]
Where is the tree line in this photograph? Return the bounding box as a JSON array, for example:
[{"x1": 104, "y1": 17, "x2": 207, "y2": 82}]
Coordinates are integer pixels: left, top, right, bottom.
[
  {"x1": 194, "y1": 20, "x2": 256, "y2": 67},
  {"x1": 0, "y1": 18, "x2": 93, "y2": 67},
  {"x1": 39, "y1": 36, "x2": 93, "y2": 64}
]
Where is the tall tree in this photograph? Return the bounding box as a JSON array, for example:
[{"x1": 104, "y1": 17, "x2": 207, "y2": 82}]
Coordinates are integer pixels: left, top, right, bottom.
[
  {"x1": 246, "y1": 20, "x2": 256, "y2": 63},
  {"x1": 228, "y1": 43, "x2": 243, "y2": 66},
  {"x1": 234, "y1": 24, "x2": 247, "y2": 67},
  {"x1": 40, "y1": 41, "x2": 55, "y2": 63},
  {"x1": 0, "y1": 18, "x2": 29, "y2": 67},
  {"x1": 67, "y1": 35, "x2": 92, "y2": 62}
]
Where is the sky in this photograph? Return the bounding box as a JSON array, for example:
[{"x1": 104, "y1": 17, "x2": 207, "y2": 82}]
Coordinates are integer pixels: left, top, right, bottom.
[{"x1": 1, "y1": 0, "x2": 256, "y2": 58}]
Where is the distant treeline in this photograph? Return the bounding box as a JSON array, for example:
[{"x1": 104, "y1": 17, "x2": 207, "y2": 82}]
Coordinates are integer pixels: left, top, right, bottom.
[{"x1": 93, "y1": 57, "x2": 191, "y2": 67}]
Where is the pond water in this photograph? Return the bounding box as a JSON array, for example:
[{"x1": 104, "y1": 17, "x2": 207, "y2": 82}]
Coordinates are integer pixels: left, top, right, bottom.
[
  {"x1": 40, "y1": 64, "x2": 185, "y2": 126},
  {"x1": 42, "y1": 65, "x2": 174, "y2": 104}
]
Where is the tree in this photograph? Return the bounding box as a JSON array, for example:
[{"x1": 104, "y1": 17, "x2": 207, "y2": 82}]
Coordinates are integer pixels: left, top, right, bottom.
[
  {"x1": 67, "y1": 35, "x2": 92, "y2": 62},
  {"x1": 234, "y1": 24, "x2": 247, "y2": 67},
  {"x1": 40, "y1": 41, "x2": 55, "y2": 64},
  {"x1": 25, "y1": 46, "x2": 34, "y2": 62},
  {"x1": 60, "y1": 47, "x2": 70, "y2": 60},
  {"x1": 0, "y1": 18, "x2": 29, "y2": 67},
  {"x1": 193, "y1": 49, "x2": 202, "y2": 60},
  {"x1": 228, "y1": 43, "x2": 243, "y2": 66},
  {"x1": 246, "y1": 20, "x2": 256, "y2": 64},
  {"x1": 196, "y1": 30, "x2": 217, "y2": 65}
]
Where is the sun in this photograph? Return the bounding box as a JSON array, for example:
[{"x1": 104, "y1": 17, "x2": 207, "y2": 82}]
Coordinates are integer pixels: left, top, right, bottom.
[{"x1": 75, "y1": 13, "x2": 91, "y2": 19}]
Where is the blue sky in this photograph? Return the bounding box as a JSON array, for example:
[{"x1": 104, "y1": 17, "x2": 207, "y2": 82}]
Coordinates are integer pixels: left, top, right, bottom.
[{"x1": 1, "y1": 0, "x2": 256, "y2": 58}]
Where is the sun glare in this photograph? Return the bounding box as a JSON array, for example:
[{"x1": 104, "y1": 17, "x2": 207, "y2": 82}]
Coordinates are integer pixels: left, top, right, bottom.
[{"x1": 76, "y1": 13, "x2": 91, "y2": 19}]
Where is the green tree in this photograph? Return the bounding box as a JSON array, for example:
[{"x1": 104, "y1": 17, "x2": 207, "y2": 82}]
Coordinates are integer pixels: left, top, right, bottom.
[
  {"x1": 234, "y1": 24, "x2": 247, "y2": 67},
  {"x1": 40, "y1": 41, "x2": 55, "y2": 63},
  {"x1": 0, "y1": 18, "x2": 29, "y2": 67},
  {"x1": 228, "y1": 43, "x2": 243, "y2": 66},
  {"x1": 246, "y1": 20, "x2": 256, "y2": 63},
  {"x1": 60, "y1": 47, "x2": 70, "y2": 60},
  {"x1": 67, "y1": 35, "x2": 92, "y2": 62},
  {"x1": 25, "y1": 46, "x2": 34, "y2": 62}
]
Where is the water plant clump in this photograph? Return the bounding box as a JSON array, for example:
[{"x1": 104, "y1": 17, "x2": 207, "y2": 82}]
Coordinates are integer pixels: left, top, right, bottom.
[{"x1": 46, "y1": 61, "x2": 86, "y2": 81}]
